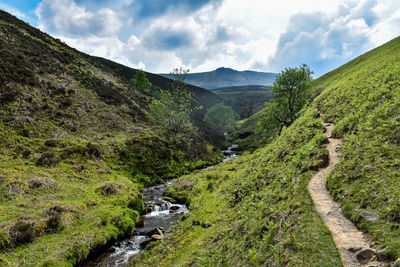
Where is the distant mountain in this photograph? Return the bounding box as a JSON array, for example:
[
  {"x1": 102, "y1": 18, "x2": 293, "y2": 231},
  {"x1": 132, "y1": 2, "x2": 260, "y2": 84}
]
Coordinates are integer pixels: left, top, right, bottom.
[{"x1": 159, "y1": 67, "x2": 276, "y2": 90}]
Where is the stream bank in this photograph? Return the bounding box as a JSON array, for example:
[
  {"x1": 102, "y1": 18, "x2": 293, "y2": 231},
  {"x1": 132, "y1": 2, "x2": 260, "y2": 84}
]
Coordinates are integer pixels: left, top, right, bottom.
[{"x1": 82, "y1": 144, "x2": 238, "y2": 267}]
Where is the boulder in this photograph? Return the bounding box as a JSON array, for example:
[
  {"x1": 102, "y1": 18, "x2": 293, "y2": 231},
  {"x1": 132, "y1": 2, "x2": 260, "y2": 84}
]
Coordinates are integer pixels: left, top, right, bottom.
[
  {"x1": 375, "y1": 249, "x2": 390, "y2": 262},
  {"x1": 356, "y1": 249, "x2": 375, "y2": 264},
  {"x1": 169, "y1": 205, "x2": 181, "y2": 212},
  {"x1": 360, "y1": 212, "x2": 380, "y2": 222},
  {"x1": 139, "y1": 227, "x2": 164, "y2": 236},
  {"x1": 201, "y1": 222, "x2": 212, "y2": 229},
  {"x1": 151, "y1": 234, "x2": 164, "y2": 240},
  {"x1": 151, "y1": 229, "x2": 164, "y2": 240},
  {"x1": 162, "y1": 197, "x2": 176, "y2": 203},
  {"x1": 348, "y1": 246, "x2": 362, "y2": 253}
]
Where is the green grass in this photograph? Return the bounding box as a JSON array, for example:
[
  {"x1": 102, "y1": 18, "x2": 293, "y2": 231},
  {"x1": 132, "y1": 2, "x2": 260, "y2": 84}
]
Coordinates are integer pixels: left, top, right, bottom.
[
  {"x1": 131, "y1": 108, "x2": 342, "y2": 266},
  {"x1": 131, "y1": 36, "x2": 400, "y2": 266},
  {"x1": 315, "y1": 36, "x2": 400, "y2": 259},
  {"x1": 0, "y1": 127, "x2": 221, "y2": 266},
  {"x1": 0, "y1": 10, "x2": 222, "y2": 266}
]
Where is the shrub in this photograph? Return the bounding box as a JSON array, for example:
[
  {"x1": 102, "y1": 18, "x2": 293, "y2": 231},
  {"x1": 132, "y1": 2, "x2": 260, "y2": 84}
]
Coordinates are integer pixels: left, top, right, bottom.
[
  {"x1": 131, "y1": 70, "x2": 151, "y2": 93},
  {"x1": 204, "y1": 103, "x2": 239, "y2": 132},
  {"x1": 45, "y1": 205, "x2": 67, "y2": 232},
  {"x1": 28, "y1": 177, "x2": 57, "y2": 190},
  {"x1": 44, "y1": 139, "x2": 63, "y2": 147},
  {"x1": 97, "y1": 183, "x2": 121, "y2": 196},
  {"x1": 9, "y1": 220, "x2": 36, "y2": 246},
  {"x1": 36, "y1": 152, "x2": 59, "y2": 166},
  {"x1": 85, "y1": 143, "x2": 102, "y2": 159}
]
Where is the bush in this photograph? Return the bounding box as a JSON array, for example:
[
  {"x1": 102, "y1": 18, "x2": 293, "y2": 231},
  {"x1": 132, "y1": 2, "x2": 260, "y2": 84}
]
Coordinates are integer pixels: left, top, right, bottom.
[
  {"x1": 9, "y1": 220, "x2": 36, "y2": 246},
  {"x1": 36, "y1": 152, "x2": 59, "y2": 166},
  {"x1": 45, "y1": 205, "x2": 67, "y2": 232},
  {"x1": 131, "y1": 70, "x2": 151, "y2": 93},
  {"x1": 44, "y1": 139, "x2": 63, "y2": 147},
  {"x1": 85, "y1": 143, "x2": 102, "y2": 158},
  {"x1": 28, "y1": 177, "x2": 57, "y2": 190},
  {"x1": 204, "y1": 103, "x2": 239, "y2": 132},
  {"x1": 97, "y1": 183, "x2": 121, "y2": 196}
]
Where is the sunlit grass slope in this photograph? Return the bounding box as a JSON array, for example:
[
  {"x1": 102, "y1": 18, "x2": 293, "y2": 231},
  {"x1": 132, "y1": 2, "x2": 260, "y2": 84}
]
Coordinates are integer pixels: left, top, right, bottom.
[
  {"x1": 0, "y1": 10, "x2": 221, "y2": 266},
  {"x1": 131, "y1": 36, "x2": 400, "y2": 266}
]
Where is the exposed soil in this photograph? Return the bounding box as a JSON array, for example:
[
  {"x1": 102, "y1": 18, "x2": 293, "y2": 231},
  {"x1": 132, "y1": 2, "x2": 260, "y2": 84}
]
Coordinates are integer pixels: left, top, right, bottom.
[{"x1": 308, "y1": 122, "x2": 390, "y2": 267}]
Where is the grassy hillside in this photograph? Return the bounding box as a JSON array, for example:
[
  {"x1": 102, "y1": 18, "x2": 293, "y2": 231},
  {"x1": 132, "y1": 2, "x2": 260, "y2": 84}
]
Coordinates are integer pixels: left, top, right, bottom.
[
  {"x1": 160, "y1": 67, "x2": 276, "y2": 90},
  {"x1": 131, "y1": 37, "x2": 400, "y2": 266},
  {"x1": 0, "y1": 10, "x2": 222, "y2": 266},
  {"x1": 94, "y1": 57, "x2": 223, "y2": 126},
  {"x1": 211, "y1": 85, "x2": 273, "y2": 119}
]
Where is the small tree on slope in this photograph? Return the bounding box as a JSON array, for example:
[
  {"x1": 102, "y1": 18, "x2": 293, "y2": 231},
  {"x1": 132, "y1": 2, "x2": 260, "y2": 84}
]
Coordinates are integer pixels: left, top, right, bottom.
[
  {"x1": 131, "y1": 70, "x2": 152, "y2": 93},
  {"x1": 258, "y1": 63, "x2": 313, "y2": 139},
  {"x1": 204, "y1": 103, "x2": 239, "y2": 133},
  {"x1": 148, "y1": 67, "x2": 200, "y2": 150}
]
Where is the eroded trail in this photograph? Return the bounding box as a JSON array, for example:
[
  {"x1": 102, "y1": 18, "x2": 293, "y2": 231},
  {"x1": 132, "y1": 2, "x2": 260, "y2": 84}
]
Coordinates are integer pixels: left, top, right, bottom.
[{"x1": 308, "y1": 122, "x2": 387, "y2": 267}]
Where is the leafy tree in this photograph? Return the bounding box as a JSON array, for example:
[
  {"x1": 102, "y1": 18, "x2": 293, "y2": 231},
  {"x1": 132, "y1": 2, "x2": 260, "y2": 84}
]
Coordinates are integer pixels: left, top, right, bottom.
[
  {"x1": 258, "y1": 64, "x2": 313, "y2": 138},
  {"x1": 204, "y1": 102, "x2": 239, "y2": 132},
  {"x1": 131, "y1": 70, "x2": 151, "y2": 93},
  {"x1": 148, "y1": 67, "x2": 200, "y2": 149}
]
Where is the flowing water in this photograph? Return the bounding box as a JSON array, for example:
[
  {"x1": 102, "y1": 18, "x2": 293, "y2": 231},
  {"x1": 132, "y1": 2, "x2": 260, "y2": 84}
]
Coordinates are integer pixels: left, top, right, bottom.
[{"x1": 82, "y1": 144, "x2": 238, "y2": 267}]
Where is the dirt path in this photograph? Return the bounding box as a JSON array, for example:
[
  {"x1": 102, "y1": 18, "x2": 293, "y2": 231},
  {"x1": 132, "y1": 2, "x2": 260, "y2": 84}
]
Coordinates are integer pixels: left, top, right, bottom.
[{"x1": 308, "y1": 122, "x2": 388, "y2": 267}]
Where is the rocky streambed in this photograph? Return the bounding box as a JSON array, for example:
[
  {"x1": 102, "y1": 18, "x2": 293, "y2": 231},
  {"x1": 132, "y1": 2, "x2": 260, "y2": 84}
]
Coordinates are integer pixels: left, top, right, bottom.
[
  {"x1": 82, "y1": 181, "x2": 188, "y2": 267},
  {"x1": 82, "y1": 144, "x2": 238, "y2": 267}
]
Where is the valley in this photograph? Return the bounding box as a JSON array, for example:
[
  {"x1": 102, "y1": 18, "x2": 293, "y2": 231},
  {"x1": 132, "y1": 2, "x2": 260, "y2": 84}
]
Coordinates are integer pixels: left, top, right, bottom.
[
  {"x1": 1, "y1": 4, "x2": 400, "y2": 267},
  {"x1": 211, "y1": 85, "x2": 273, "y2": 119}
]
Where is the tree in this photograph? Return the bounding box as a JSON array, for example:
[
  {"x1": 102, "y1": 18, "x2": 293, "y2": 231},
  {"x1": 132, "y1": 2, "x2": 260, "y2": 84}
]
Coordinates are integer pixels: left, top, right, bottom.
[
  {"x1": 131, "y1": 70, "x2": 151, "y2": 93},
  {"x1": 204, "y1": 103, "x2": 239, "y2": 133},
  {"x1": 258, "y1": 64, "x2": 313, "y2": 137},
  {"x1": 147, "y1": 68, "x2": 200, "y2": 149}
]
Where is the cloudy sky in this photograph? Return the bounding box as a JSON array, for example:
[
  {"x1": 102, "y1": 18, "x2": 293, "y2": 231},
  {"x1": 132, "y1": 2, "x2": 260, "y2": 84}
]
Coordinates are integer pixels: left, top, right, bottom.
[{"x1": 1, "y1": 0, "x2": 400, "y2": 76}]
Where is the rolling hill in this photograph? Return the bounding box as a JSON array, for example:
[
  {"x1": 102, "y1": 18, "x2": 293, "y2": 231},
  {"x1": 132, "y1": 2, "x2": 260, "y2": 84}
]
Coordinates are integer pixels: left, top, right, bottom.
[{"x1": 159, "y1": 67, "x2": 276, "y2": 90}]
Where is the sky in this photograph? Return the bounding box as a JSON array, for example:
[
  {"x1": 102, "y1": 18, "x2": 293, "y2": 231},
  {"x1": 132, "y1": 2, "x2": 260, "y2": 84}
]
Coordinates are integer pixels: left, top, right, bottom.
[{"x1": 1, "y1": 0, "x2": 400, "y2": 76}]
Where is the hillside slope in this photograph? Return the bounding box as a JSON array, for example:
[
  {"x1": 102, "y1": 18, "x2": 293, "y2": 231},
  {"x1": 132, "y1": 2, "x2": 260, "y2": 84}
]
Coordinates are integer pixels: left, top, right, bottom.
[
  {"x1": 211, "y1": 85, "x2": 273, "y2": 119},
  {"x1": 160, "y1": 67, "x2": 276, "y2": 90},
  {"x1": 0, "y1": 10, "x2": 222, "y2": 266},
  {"x1": 131, "y1": 37, "x2": 400, "y2": 266},
  {"x1": 94, "y1": 57, "x2": 223, "y2": 125}
]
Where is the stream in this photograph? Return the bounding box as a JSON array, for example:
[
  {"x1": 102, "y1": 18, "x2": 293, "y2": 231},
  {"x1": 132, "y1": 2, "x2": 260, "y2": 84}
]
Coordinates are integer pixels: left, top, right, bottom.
[{"x1": 82, "y1": 144, "x2": 238, "y2": 267}]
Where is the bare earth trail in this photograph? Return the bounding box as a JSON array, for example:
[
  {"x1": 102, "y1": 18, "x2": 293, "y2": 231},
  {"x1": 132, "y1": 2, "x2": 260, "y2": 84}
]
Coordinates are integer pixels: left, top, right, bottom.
[{"x1": 308, "y1": 122, "x2": 390, "y2": 267}]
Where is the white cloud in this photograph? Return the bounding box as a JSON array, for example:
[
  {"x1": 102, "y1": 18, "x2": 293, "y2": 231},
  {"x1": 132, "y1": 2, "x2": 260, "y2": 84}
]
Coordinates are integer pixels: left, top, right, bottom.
[
  {"x1": 0, "y1": 3, "x2": 28, "y2": 20},
  {"x1": 264, "y1": 0, "x2": 398, "y2": 76},
  {"x1": 36, "y1": 0, "x2": 121, "y2": 37},
  {"x1": 31, "y1": 0, "x2": 400, "y2": 75}
]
